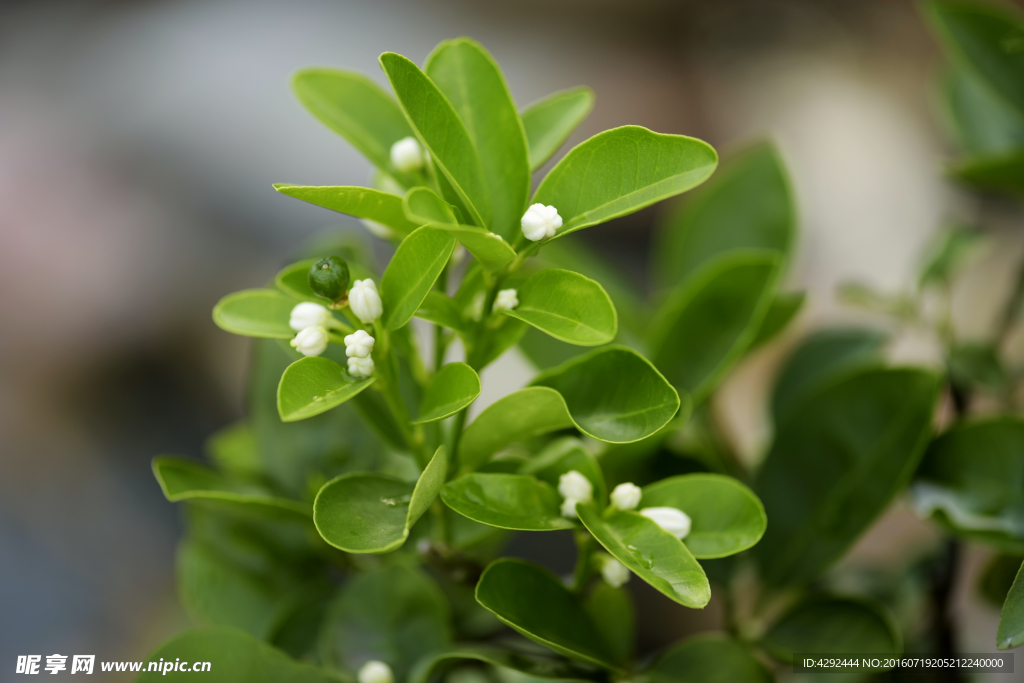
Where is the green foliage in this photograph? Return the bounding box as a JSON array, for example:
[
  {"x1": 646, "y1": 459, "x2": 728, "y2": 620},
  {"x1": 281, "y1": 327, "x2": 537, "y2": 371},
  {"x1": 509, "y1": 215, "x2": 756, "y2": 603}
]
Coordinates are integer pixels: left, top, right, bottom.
[
  {"x1": 274, "y1": 186, "x2": 418, "y2": 237},
  {"x1": 998, "y1": 559, "x2": 1024, "y2": 649},
  {"x1": 502, "y1": 269, "x2": 617, "y2": 346},
  {"x1": 760, "y1": 597, "x2": 902, "y2": 662},
  {"x1": 521, "y1": 87, "x2": 595, "y2": 172},
  {"x1": 213, "y1": 289, "x2": 299, "y2": 339},
  {"x1": 413, "y1": 362, "x2": 480, "y2": 423},
  {"x1": 649, "y1": 636, "x2": 772, "y2": 683},
  {"x1": 381, "y1": 226, "x2": 456, "y2": 330},
  {"x1": 278, "y1": 358, "x2": 376, "y2": 422}
]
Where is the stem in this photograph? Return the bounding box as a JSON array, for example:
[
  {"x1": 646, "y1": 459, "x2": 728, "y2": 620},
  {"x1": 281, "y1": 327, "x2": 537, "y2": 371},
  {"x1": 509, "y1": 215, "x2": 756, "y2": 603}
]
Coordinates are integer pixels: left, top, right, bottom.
[
  {"x1": 375, "y1": 325, "x2": 426, "y2": 465},
  {"x1": 930, "y1": 539, "x2": 963, "y2": 683},
  {"x1": 448, "y1": 407, "x2": 469, "y2": 472},
  {"x1": 571, "y1": 530, "x2": 595, "y2": 593},
  {"x1": 997, "y1": 256, "x2": 1024, "y2": 345},
  {"x1": 434, "y1": 267, "x2": 449, "y2": 372}
]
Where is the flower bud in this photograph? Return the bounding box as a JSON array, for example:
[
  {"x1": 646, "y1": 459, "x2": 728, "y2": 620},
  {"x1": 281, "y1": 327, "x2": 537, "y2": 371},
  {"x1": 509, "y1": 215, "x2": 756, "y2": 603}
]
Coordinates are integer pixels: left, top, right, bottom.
[
  {"x1": 361, "y1": 219, "x2": 394, "y2": 240},
  {"x1": 290, "y1": 326, "x2": 329, "y2": 357},
  {"x1": 344, "y1": 329, "x2": 375, "y2": 358},
  {"x1": 349, "y1": 279, "x2": 383, "y2": 324},
  {"x1": 492, "y1": 288, "x2": 519, "y2": 312},
  {"x1": 348, "y1": 355, "x2": 375, "y2": 378},
  {"x1": 560, "y1": 497, "x2": 582, "y2": 519},
  {"x1": 521, "y1": 203, "x2": 562, "y2": 241},
  {"x1": 558, "y1": 470, "x2": 593, "y2": 503},
  {"x1": 290, "y1": 302, "x2": 333, "y2": 332},
  {"x1": 308, "y1": 255, "x2": 350, "y2": 303},
  {"x1": 599, "y1": 555, "x2": 630, "y2": 588},
  {"x1": 358, "y1": 661, "x2": 393, "y2": 683},
  {"x1": 639, "y1": 506, "x2": 691, "y2": 539},
  {"x1": 610, "y1": 482, "x2": 642, "y2": 511},
  {"x1": 390, "y1": 136, "x2": 424, "y2": 173}
]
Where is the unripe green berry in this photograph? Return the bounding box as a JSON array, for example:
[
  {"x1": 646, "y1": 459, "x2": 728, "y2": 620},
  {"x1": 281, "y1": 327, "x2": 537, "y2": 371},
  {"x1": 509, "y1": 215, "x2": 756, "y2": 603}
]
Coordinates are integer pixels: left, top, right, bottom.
[{"x1": 308, "y1": 255, "x2": 350, "y2": 303}]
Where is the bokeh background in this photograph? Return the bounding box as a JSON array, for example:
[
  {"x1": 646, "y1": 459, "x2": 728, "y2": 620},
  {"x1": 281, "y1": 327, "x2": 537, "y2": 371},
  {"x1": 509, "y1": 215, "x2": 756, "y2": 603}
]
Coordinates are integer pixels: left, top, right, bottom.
[{"x1": 2, "y1": 0, "x2": 1023, "y2": 678}]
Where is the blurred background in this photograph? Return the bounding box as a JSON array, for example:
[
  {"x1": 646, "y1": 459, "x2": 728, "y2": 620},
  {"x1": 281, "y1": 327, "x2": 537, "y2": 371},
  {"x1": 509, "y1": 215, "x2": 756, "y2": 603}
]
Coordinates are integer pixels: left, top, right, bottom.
[{"x1": 2, "y1": 0, "x2": 1022, "y2": 677}]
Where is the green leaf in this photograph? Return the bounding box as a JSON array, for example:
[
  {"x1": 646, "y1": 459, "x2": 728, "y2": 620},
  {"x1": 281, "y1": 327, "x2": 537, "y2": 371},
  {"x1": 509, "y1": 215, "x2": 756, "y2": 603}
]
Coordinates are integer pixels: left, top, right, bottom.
[
  {"x1": 137, "y1": 626, "x2": 343, "y2": 682},
  {"x1": 275, "y1": 258, "x2": 374, "y2": 307},
  {"x1": 213, "y1": 289, "x2": 297, "y2": 339},
  {"x1": 576, "y1": 503, "x2": 710, "y2": 608},
  {"x1": 950, "y1": 149, "x2": 1024, "y2": 194},
  {"x1": 912, "y1": 417, "x2": 1024, "y2": 553},
  {"x1": 532, "y1": 345, "x2": 681, "y2": 443},
  {"x1": 919, "y1": 224, "x2": 986, "y2": 287},
  {"x1": 924, "y1": 0, "x2": 1024, "y2": 114},
  {"x1": 409, "y1": 647, "x2": 600, "y2": 683},
  {"x1": 319, "y1": 565, "x2": 451, "y2": 678},
  {"x1": 533, "y1": 126, "x2": 717, "y2": 240},
  {"x1": 756, "y1": 368, "x2": 939, "y2": 586},
  {"x1": 998, "y1": 559, "x2": 1024, "y2": 649},
  {"x1": 415, "y1": 290, "x2": 468, "y2": 333},
  {"x1": 314, "y1": 446, "x2": 447, "y2": 554},
  {"x1": 470, "y1": 318, "x2": 528, "y2": 370},
  {"x1": 520, "y1": 437, "x2": 608, "y2": 511},
  {"x1": 655, "y1": 141, "x2": 795, "y2": 290},
  {"x1": 501, "y1": 269, "x2": 617, "y2": 346},
  {"x1": 981, "y1": 553, "x2": 1024, "y2": 606},
  {"x1": 584, "y1": 583, "x2": 634, "y2": 666},
  {"x1": 648, "y1": 635, "x2": 772, "y2": 683},
  {"x1": 522, "y1": 87, "x2": 595, "y2": 172},
  {"x1": 274, "y1": 185, "x2": 418, "y2": 236},
  {"x1": 771, "y1": 328, "x2": 888, "y2": 424},
  {"x1": 277, "y1": 357, "x2": 375, "y2": 422},
  {"x1": 154, "y1": 456, "x2": 311, "y2": 518},
  {"x1": 942, "y1": 65, "x2": 1024, "y2": 156},
  {"x1": 441, "y1": 473, "x2": 573, "y2": 531},
  {"x1": 404, "y1": 187, "x2": 516, "y2": 271},
  {"x1": 650, "y1": 252, "x2": 781, "y2": 402},
  {"x1": 380, "y1": 52, "x2": 492, "y2": 227},
  {"x1": 205, "y1": 421, "x2": 261, "y2": 479},
  {"x1": 761, "y1": 596, "x2": 902, "y2": 663},
  {"x1": 748, "y1": 291, "x2": 805, "y2": 351},
  {"x1": 413, "y1": 362, "x2": 481, "y2": 423},
  {"x1": 425, "y1": 38, "x2": 530, "y2": 241},
  {"x1": 475, "y1": 558, "x2": 620, "y2": 668},
  {"x1": 381, "y1": 226, "x2": 457, "y2": 330},
  {"x1": 641, "y1": 474, "x2": 766, "y2": 559}
]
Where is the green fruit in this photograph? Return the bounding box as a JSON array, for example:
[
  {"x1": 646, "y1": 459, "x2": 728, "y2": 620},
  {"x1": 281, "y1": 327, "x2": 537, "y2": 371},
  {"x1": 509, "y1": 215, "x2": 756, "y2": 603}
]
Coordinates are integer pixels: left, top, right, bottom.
[{"x1": 308, "y1": 256, "x2": 350, "y2": 302}]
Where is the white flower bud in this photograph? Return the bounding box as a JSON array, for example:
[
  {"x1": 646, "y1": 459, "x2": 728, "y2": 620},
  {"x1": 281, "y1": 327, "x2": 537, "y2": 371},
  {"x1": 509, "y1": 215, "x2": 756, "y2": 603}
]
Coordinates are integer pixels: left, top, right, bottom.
[
  {"x1": 348, "y1": 355, "x2": 375, "y2": 378},
  {"x1": 390, "y1": 136, "x2": 424, "y2": 173},
  {"x1": 361, "y1": 219, "x2": 394, "y2": 240},
  {"x1": 521, "y1": 203, "x2": 562, "y2": 241},
  {"x1": 289, "y1": 302, "x2": 333, "y2": 332},
  {"x1": 492, "y1": 288, "x2": 519, "y2": 312},
  {"x1": 344, "y1": 329, "x2": 375, "y2": 358},
  {"x1": 610, "y1": 482, "x2": 642, "y2": 511},
  {"x1": 560, "y1": 497, "x2": 582, "y2": 519},
  {"x1": 558, "y1": 470, "x2": 593, "y2": 503},
  {"x1": 290, "y1": 326, "x2": 329, "y2": 357},
  {"x1": 639, "y1": 506, "x2": 691, "y2": 539},
  {"x1": 600, "y1": 556, "x2": 631, "y2": 588},
  {"x1": 358, "y1": 661, "x2": 393, "y2": 683},
  {"x1": 348, "y1": 279, "x2": 383, "y2": 324}
]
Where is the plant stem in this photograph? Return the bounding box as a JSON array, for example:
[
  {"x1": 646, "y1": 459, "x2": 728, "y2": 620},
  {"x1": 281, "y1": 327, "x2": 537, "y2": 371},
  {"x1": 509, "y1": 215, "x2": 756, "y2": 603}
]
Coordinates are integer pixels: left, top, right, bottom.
[
  {"x1": 448, "y1": 407, "x2": 469, "y2": 472},
  {"x1": 375, "y1": 325, "x2": 426, "y2": 466},
  {"x1": 997, "y1": 256, "x2": 1024, "y2": 345},
  {"x1": 571, "y1": 530, "x2": 595, "y2": 593},
  {"x1": 434, "y1": 267, "x2": 449, "y2": 372}
]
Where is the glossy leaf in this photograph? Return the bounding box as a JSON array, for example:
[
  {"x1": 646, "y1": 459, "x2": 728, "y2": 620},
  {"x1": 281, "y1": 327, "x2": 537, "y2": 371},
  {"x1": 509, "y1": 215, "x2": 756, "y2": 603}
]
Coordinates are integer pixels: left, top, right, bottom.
[
  {"x1": 413, "y1": 362, "x2": 481, "y2": 423},
  {"x1": 912, "y1": 417, "x2": 1024, "y2": 553},
  {"x1": 137, "y1": 626, "x2": 343, "y2": 682},
  {"x1": 577, "y1": 503, "x2": 710, "y2": 608},
  {"x1": 585, "y1": 583, "x2": 634, "y2": 666},
  {"x1": 755, "y1": 368, "x2": 939, "y2": 586},
  {"x1": 502, "y1": 269, "x2": 617, "y2": 346},
  {"x1": 650, "y1": 252, "x2": 780, "y2": 402},
  {"x1": 409, "y1": 646, "x2": 600, "y2": 683},
  {"x1": 761, "y1": 597, "x2": 902, "y2": 662},
  {"x1": 522, "y1": 86, "x2": 595, "y2": 172},
  {"x1": 381, "y1": 226, "x2": 457, "y2": 330},
  {"x1": 274, "y1": 185, "x2": 418, "y2": 236},
  {"x1": 277, "y1": 357, "x2": 375, "y2": 422},
  {"x1": 520, "y1": 437, "x2": 607, "y2": 511},
  {"x1": 532, "y1": 346, "x2": 681, "y2": 443},
  {"x1": 532, "y1": 126, "x2": 718, "y2": 240},
  {"x1": 655, "y1": 141, "x2": 795, "y2": 290},
  {"x1": 641, "y1": 474, "x2": 767, "y2": 558},
  {"x1": 415, "y1": 291, "x2": 468, "y2": 333},
  {"x1": 213, "y1": 289, "x2": 296, "y2": 339},
  {"x1": 649, "y1": 635, "x2": 772, "y2": 683},
  {"x1": 441, "y1": 473, "x2": 573, "y2": 531},
  {"x1": 475, "y1": 558, "x2": 620, "y2": 668},
  {"x1": 748, "y1": 291, "x2": 805, "y2": 350},
  {"x1": 404, "y1": 187, "x2": 517, "y2": 271},
  {"x1": 426, "y1": 39, "x2": 530, "y2": 240},
  {"x1": 380, "y1": 52, "x2": 492, "y2": 227},
  {"x1": 153, "y1": 456, "x2": 310, "y2": 517},
  {"x1": 998, "y1": 559, "x2": 1024, "y2": 649}
]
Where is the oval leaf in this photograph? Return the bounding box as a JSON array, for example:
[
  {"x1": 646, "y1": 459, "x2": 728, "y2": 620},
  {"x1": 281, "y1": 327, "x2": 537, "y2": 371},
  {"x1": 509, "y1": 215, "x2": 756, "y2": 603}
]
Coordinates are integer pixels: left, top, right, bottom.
[
  {"x1": 153, "y1": 456, "x2": 310, "y2": 517},
  {"x1": 998, "y1": 559, "x2": 1024, "y2": 649},
  {"x1": 475, "y1": 558, "x2": 620, "y2": 668},
  {"x1": 522, "y1": 87, "x2": 595, "y2": 172},
  {"x1": 381, "y1": 226, "x2": 457, "y2": 330},
  {"x1": 520, "y1": 437, "x2": 607, "y2": 511},
  {"x1": 414, "y1": 362, "x2": 481, "y2": 423},
  {"x1": 502, "y1": 269, "x2": 617, "y2": 346},
  {"x1": 404, "y1": 187, "x2": 516, "y2": 271},
  {"x1": 641, "y1": 474, "x2": 766, "y2": 559},
  {"x1": 410, "y1": 647, "x2": 600, "y2": 683},
  {"x1": 274, "y1": 185, "x2": 417, "y2": 236},
  {"x1": 277, "y1": 357, "x2": 375, "y2": 422},
  {"x1": 213, "y1": 289, "x2": 296, "y2": 339},
  {"x1": 416, "y1": 290, "x2": 468, "y2": 333},
  {"x1": 576, "y1": 503, "x2": 710, "y2": 608},
  {"x1": 442, "y1": 473, "x2": 573, "y2": 531},
  {"x1": 532, "y1": 126, "x2": 717, "y2": 240},
  {"x1": 649, "y1": 635, "x2": 772, "y2": 683},
  {"x1": 761, "y1": 597, "x2": 902, "y2": 663}
]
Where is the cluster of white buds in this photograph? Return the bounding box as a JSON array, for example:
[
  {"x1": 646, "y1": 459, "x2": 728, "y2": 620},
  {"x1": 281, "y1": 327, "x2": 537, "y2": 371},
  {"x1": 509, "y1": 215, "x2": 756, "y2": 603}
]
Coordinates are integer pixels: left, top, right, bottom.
[
  {"x1": 558, "y1": 470, "x2": 593, "y2": 518},
  {"x1": 521, "y1": 203, "x2": 562, "y2": 241},
  {"x1": 344, "y1": 329, "x2": 375, "y2": 378},
  {"x1": 492, "y1": 288, "x2": 519, "y2": 312},
  {"x1": 349, "y1": 279, "x2": 383, "y2": 324},
  {"x1": 610, "y1": 482, "x2": 642, "y2": 511},
  {"x1": 289, "y1": 302, "x2": 333, "y2": 357},
  {"x1": 640, "y1": 506, "x2": 692, "y2": 539},
  {"x1": 360, "y1": 219, "x2": 394, "y2": 240},
  {"x1": 598, "y1": 554, "x2": 631, "y2": 588},
  {"x1": 390, "y1": 137, "x2": 424, "y2": 173},
  {"x1": 357, "y1": 661, "x2": 394, "y2": 683}
]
